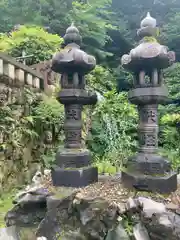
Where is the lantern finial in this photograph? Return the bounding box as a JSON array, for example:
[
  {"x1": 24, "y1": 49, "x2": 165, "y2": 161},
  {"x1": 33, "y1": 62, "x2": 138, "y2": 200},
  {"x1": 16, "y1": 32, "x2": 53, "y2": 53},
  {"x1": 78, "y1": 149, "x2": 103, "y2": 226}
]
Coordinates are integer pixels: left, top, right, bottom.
[
  {"x1": 63, "y1": 23, "x2": 82, "y2": 45},
  {"x1": 140, "y1": 12, "x2": 157, "y2": 28}
]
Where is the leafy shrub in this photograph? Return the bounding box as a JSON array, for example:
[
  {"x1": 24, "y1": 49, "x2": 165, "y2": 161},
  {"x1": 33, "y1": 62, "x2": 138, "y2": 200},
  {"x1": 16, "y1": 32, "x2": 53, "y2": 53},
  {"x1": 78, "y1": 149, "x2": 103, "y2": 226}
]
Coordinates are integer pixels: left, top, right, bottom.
[
  {"x1": 0, "y1": 25, "x2": 63, "y2": 64},
  {"x1": 0, "y1": 87, "x2": 64, "y2": 189},
  {"x1": 86, "y1": 65, "x2": 116, "y2": 94},
  {"x1": 87, "y1": 90, "x2": 137, "y2": 168},
  {"x1": 160, "y1": 113, "x2": 180, "y2": 169},
  {"x1": 158, "y1": 64, "x2": 180, "y2": 169},
  {"x1": 93, "y1": 159, "x2": 118, "y2": 175}
]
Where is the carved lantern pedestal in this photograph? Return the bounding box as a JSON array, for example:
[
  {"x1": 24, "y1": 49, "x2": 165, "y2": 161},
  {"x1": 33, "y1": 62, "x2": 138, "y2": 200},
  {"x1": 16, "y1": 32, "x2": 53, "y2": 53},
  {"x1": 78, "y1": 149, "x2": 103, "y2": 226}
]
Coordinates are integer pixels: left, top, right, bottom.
[
  {"x1": 51, "y1": 24, "x2": 98, "y2": 187},
  {"x1": 121, "y1": 13, "x2": 177, "y2": 194}
]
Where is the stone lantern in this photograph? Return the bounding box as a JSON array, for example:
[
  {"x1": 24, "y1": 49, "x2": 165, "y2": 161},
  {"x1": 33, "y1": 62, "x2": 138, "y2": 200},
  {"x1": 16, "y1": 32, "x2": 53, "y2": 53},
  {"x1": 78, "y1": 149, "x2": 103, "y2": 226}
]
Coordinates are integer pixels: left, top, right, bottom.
[
  {"x1": 121, "y1": 13, "x2": 177, "y2": 193},
  {"x1": 51, "y1": 24, "x2": 98, "y2": 187}
]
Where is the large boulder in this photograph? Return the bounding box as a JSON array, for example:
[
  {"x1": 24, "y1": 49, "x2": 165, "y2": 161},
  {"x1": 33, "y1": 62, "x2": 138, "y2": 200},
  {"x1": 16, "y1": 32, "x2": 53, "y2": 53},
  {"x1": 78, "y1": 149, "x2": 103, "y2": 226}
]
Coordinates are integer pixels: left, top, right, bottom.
[
  {"x1": 126, "y1": 197, "x2": 180, "y2": 240},
  {"x1": 143, "y1": 211, "x2": 180, "y2": 240},
  {"x1": 36, "y1": 192, "x2": 120, "y2": 240},
  {"x1": 5, "y1": 186, "x2": 52, "y2": 227}
]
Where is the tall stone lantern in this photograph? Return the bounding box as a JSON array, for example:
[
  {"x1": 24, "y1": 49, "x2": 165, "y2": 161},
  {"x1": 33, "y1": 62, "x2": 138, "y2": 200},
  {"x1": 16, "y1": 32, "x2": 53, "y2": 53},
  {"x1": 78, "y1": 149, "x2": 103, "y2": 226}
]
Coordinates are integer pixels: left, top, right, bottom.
[
  {"x1": 51, "y1": 24, "x2": 98, "y2": 187},
  {"x1": 121, "y1": 13, "x2": 177, "y2": 193}
]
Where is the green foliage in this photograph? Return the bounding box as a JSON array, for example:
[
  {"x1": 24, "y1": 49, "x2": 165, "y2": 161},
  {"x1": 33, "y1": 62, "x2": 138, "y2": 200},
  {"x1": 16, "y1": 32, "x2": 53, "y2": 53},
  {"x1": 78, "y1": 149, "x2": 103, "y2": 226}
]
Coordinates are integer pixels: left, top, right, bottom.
[
  {"x1": 31, "y1": 95, "x2": 64, "y2": 168},
  {"x1": 163, "y1": 63, "x2": 180, "y2": 101},
  {"x1": 37, "y1": 0, "x2": 73, "y2": 35},
  {"x1": 0, "y1": 87, "x2": 64, "y2": 189},
  {"x1": 114, "y1": 66, "x2": 133, "y2": 92},
  {"x1": 0, "y1": 0, "x2": 43, "y2": 32},
  {"x1": 122, "y1": 214, "x2": 134, "y2": 236},
  {"x1": 70, "y1": 0, "x2": 115, "y2": 60},
  {"x1": 0, "y1": 0, "x2": 115, "y2": 62},
  {"x1": 0, "y1": 0, "x2": 73, "y2": 33},
  {"x1": 0, "y1": 25, "x2": 63, "y2": 64},
  {"x1": 0, "y1": 190, "x2": 17, "y2": 227},
  {"x1": 32, "y1": 95, "x2": 64, "y2": 168},
  {"x1": 157, "y1": 63, "x2": 180, "y2": 169},
  {"x1": 88, "y1": 91, "x2": 137, "y2": 167},
  {"x1": 161, "y1": 113, "x2": 180, "y2": 126},
  {"x1": 86, "y1": 65, "x2": 116, "y2": 94},
  {"x1": 0, "y1": 104, "x2": 37, "y2": 152},
  {"x1": 93, "y1": 160, "x2": 117, "y2": 175},
  {"x1": 162, "y1": 12, "x2": 180, "y2": 60},
  {"x1": 160, "y1": 113, "x2": 180, "y2": 169},
  {"x1": 33, "y1": 95, "x2": 64, "y2": 132},
  {"x1": 40, "y1": 151, "x2": 56, "y2": 169}
]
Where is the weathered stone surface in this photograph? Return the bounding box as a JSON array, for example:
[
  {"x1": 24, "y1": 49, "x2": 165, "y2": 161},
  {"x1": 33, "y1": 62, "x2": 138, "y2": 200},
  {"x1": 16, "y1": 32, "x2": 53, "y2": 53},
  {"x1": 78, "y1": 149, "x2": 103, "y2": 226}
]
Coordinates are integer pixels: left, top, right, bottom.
[
  {"x1": 126, "y1": 197, "x2": 138, "y2": 212},
  {"x1": 0, "y1": 226, "x2": 19, "y2": 240},
  {"x1": 36, "y1": 191, "x2": 79, "y2": 239},
  {"x1": 125, "y1": 197, "x2": 180, "y2": 240},
  {"x1": 137, "y1": 197, "x2": 166, "y2": 218},
  {"x1": 36, "y1": 192, "x2": 119, "y2": 240},
  {"x1": 37, "y1": 230, "x2": 87, "y2": 240},
  {"x1": 133, "y1": 223, "x2": 150, "y2": 240},
  {"x1": 0, "y1": 227, "x2": 36, "y2": 240},
  {"x1": 165, "y1": 202, "x2": 179, "y2": 212},
  {"x1": 105, "y1": 223, "x2": 130, "y2": 240},
  {"x1": 77, "y1": 198, "x2": 118, "y2": 228},
  {"x1": 177, "y1": 174, "x2": 180, "y2": 184},
  {"x1": 144, "y1": 212, "x2": 180, "y2": 240},
  {"x1": 5, "y1": 186, "x2": 52, "y2": 227},
  {"x1": 58, "y1": 231, "x2": 87, "y2": 240},
  {"x1": 37, "y1": 237, "x2": 47, "y2": 240},
  {"x1": 13, "y1": 186, "x2": 50, "y2": 205},
  {"x1": 18, "y1": 227, "x2": 37, "y2": 240}
]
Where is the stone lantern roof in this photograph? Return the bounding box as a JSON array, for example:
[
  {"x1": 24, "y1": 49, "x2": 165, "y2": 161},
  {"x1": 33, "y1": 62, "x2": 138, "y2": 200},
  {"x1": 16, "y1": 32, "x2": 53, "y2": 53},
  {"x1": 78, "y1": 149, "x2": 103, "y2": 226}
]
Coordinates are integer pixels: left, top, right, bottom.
[
  {"x1": 51, "y1": 23, "x2": 96, "y2": 74},
  {"x1": 121, "y1": 12, "x2": 175, "y2": 72}
]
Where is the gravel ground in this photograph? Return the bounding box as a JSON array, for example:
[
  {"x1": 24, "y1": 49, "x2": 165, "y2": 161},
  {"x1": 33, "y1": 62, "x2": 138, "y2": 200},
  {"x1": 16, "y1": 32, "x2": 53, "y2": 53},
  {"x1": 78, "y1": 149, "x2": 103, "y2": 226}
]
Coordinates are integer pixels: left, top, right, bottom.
[{"x1": 43, "y1": 175, "x2": 180, "y2": 209}]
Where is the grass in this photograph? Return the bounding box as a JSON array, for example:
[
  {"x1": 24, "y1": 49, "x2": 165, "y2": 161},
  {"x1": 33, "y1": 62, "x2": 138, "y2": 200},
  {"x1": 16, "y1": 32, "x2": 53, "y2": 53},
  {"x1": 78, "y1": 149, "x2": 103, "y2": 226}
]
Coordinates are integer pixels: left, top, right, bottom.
[
  {"x1": 0, "y1": 189, "x2": 17, "y2": 227},
  {"x1": 93, "y1": 161, "x2": 118, "y2": 175},
  {"x1": 0, "y1": 189, "x2": 37, "y2": 239}
]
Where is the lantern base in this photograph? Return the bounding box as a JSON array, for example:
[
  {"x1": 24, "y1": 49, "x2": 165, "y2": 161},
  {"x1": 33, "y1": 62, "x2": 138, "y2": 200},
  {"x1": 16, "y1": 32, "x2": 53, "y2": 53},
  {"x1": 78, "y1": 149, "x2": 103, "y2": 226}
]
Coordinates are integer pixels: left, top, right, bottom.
[
  {"x1": 51, "y1": 166, "x2": 98, "y2": 188},
  {"x1": 126, "y1": 153, "x2": 171, "y2": 175},
  {"x1": 121, "y1": 170, "x2": 177, "y2": 194},
  {"x1": 55, "y1": 148, "x2": 91, "y2": 168}
]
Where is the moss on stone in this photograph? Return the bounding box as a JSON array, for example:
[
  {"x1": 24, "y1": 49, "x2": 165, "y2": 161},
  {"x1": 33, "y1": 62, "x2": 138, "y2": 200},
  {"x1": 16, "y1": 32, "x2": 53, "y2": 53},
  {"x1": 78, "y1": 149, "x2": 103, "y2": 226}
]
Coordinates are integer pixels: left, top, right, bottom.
[
  {"x1": 54, "y1": 189, "x2": 75, "y2": 199},
  {"x1": 143, "y1": 36, "x2": 158, "y2": 43}
]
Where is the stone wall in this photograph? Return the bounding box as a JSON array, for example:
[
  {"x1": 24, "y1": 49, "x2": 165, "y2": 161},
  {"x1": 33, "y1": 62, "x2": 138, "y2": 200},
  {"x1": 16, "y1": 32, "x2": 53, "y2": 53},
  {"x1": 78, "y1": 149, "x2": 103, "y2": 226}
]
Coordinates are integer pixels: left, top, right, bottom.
[{"x1": 0, "y1": 53, "x2": 45, "y2": 190}]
